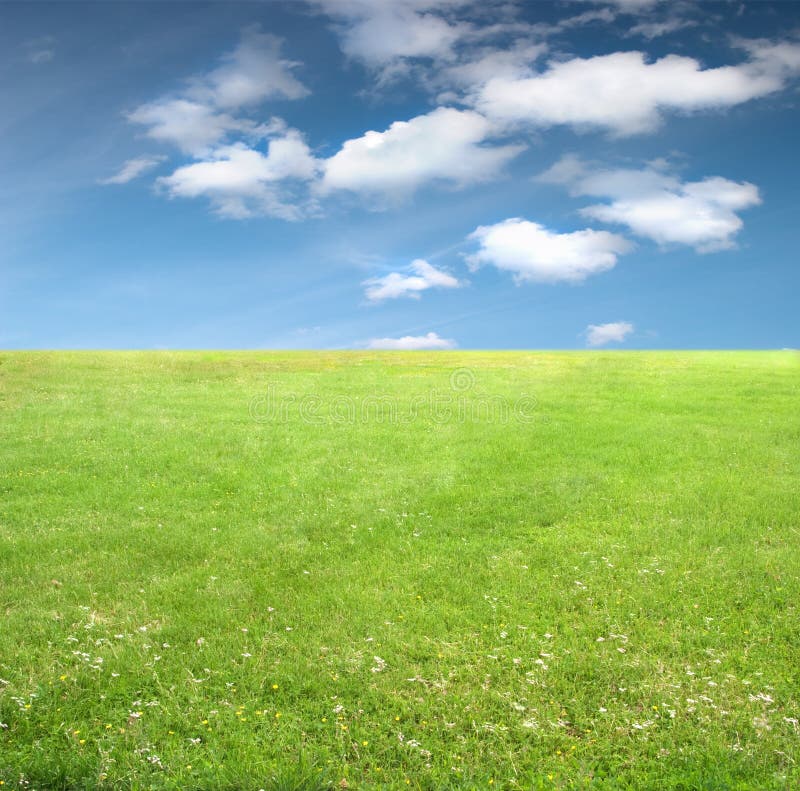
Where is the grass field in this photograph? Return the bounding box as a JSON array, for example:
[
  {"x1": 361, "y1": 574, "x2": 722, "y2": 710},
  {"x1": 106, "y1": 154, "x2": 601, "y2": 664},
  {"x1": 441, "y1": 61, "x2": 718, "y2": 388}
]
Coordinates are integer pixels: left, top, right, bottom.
[{"x1": 1, "y1": 351, "x2": 798, "y2": 790}]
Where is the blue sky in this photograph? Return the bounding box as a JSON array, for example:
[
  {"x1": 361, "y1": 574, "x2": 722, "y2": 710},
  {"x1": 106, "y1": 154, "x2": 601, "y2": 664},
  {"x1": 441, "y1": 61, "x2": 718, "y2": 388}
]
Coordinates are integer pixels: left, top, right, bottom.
[{"x1": 1, "y1": 0, "x2": 799, "y2": 349}]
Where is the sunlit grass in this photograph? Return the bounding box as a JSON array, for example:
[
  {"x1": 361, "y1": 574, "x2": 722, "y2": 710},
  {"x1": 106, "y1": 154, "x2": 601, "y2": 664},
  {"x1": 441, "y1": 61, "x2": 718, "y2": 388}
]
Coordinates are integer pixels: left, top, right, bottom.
[{"x1": 0, "y1": 351, "x2": 798, "y2": 789}]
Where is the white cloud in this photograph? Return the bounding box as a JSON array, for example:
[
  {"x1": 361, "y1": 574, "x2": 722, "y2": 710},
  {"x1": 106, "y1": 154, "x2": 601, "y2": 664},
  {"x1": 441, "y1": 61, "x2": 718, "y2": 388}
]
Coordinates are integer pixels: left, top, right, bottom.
[
  {"x1": 128, "y1": 27, "x2": 308, "y2": 155},
  {"x1": 367, "y1": 331, "x2": 456, "y2": 350},
  {"x1": 585, "y1": 321, "x2": 634, "y2": 347},
  {"x1": 157, "y1": 133, "x2": 319, "y2": 219},
  {"x1": 312, "y1": 0, "x2": 470, "y2": 66},
  {"x1": 100, "y1": 155, "x2": 166, "y2": 185},
  {"x1": 540, "y1": 155, "x2": 761, "y2": 251},
  {"x1": 319, "y1": 107, "x2": 523, "y2": 200},
  {"x1": 627, "y1": 16, "x2": 697, "y2": 40},
  {"x1": 466, "y1": 218, "x2": 632, "y2": 283},
  {"x1": 363, "y1": 258, "x2": 462, "y2": 301},
  {"x1": 128, "y1": 99, "x2": 246, "y2": 155},
  {"x1": 435, "y1": 41, "x2": 546, "y2": 93},
  {"x1": 196, "y1": 26, "x2": 309, "y2": 108},
  {"x1": 472, "y1": 42, "x2": 800, "y2": 136},
  {"x1": 597, "y1": 0, "x2": 659, "y2": 11}
]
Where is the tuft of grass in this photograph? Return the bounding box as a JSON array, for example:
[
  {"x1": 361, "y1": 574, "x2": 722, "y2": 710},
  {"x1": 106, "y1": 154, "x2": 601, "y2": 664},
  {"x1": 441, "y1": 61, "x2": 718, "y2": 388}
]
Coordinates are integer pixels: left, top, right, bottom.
[{"x1": 0, "y1": 351, "x2": 798, "y2": 789}]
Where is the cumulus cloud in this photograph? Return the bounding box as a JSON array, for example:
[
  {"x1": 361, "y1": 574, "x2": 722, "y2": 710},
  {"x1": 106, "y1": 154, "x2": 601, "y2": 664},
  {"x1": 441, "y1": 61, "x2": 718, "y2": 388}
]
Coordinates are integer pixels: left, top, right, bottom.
[
  {"x1": 99, "y1": 155, "x2": 166, "y2": 185},
  {"x1": 367, "y1": 331, "x2": 456, "y2": 350},
  {"x1": 311, "y1": 0, "x2": 471, "y2": 66},
  {"x1": 466, "y1": 218, "x2": 632, "y2": 283},
  {"x1": 540, "y1": 155, "x2": 761, "y2": 251},
  {"x1": 319, "y1": 107, "x2": 523, "y2": 200},
  {"x1": 363, "y1": 259, "x2": 462, "y2": 301},
  {"x1": 472, "y1": 41, "x2": 800, "y2": 136},
  {"x1": 128, "y1": 27, "x2": 308, "y2": 155},
  {"x1": 157, "y1": 133, "x2": 319, "y2": 219},
  {"x1": 585, "y1": 321, "x2": 634, "y2": 347}
]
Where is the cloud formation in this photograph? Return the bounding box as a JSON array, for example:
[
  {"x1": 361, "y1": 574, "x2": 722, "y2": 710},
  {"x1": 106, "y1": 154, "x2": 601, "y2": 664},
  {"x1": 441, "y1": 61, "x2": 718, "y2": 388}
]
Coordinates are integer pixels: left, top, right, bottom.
[
  {"x1": 363, "y1": 259, "x2": 462, "y2": 302},
  {"x1": 368, "y1": 331, "x2": 456, "y2": 350},
  {"x1": 320, "y1": 107, "x2": 523, "y2": 200},
  {"x1": 158, "y1": 134, "x2": 319, "y2": 219},
  {"x1": 128, "y1": 27, "x2": 308, "y2": 155},
  {"x1": 585, "y1": 321, "x2": 635, "y2": 346},
  {"x1": 471, "y1": 43, "x2": 800, "y2": 136},
  {"x1": 311, "y1": 0, "x2": 472, "y2": 68},
  {"x1": 466, "y1": 218, "x2": 632, "y2": 283},
  {"x1": 540, "y1": 155, "x2": 762, "y2": 251},
  {"x1": 100, "y1": 155, "x2": 166, "y2": 185}
]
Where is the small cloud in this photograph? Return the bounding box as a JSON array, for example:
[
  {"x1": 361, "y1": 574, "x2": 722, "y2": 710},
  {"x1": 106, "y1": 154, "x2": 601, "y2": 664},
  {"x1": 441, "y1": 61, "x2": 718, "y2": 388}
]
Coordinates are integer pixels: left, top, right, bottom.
[
  {"x1": 156, "y1": 134, "x2": 319, "y2": 219},
  {"x1": 363, "y1": 259, "x2": 462, "y2": 302},
  {"x1": 99, "y1": 156, "x2": 166, "y2": 185},
  {"x1": 540, "y1": 155, "x2": 761, "y2": 252},
  {"x1": 24, "y1": 35, "x2": 55, "y2": 64},
  {"x1": 585, "y1": 321, "x2": 635, "y2": 347},
  {"x1": 367, "y1": 332, "x2": 456, "y2": 350},
  {"x1": 466, "y1": 217, "x2": 631, "y2": 284},
  {"x1": 28, "y1": 48, "x2": 55, "y2": 64}
]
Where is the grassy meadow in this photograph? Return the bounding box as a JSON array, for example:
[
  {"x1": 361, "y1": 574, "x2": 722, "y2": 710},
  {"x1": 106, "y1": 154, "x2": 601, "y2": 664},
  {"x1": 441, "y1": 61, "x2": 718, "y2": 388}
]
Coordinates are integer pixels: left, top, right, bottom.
[{"x1": 0, "y1": 350, "x2": 798, "y2": 790}]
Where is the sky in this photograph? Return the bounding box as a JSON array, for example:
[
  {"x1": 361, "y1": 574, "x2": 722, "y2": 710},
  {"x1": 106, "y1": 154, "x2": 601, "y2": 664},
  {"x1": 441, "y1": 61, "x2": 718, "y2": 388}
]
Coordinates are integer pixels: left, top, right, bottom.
[{"x1": 1, "y1": 0, "x2": 799, "y2": 350}]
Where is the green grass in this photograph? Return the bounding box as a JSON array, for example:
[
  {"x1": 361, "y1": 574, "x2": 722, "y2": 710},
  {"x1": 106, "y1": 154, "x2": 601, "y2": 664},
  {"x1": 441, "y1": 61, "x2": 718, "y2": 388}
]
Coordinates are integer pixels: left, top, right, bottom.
[{"x1": 0, "y1": 351, "x2": 798, "y2": 790}]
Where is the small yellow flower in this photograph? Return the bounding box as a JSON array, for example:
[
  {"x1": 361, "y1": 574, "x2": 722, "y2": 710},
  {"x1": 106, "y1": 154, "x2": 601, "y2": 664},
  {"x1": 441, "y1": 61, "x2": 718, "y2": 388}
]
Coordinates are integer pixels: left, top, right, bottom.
[
  {"x1": 362, "y1": 740, "x2": 368, "y2": 746},
  {"x1": 202, "y1": 720, "x2": 208, "y2": 725},
  {"x1": 79, "y1": 739, "x2": 86, "y2": 745},
  {"x1": 168, "y1": 730, "x2": 175, "y2": 735},
  {"x1": 272, "y1": 683, "x2": 279, "y2": 690},
  {"x1": 275, "y1": 712, "x2": 281, "y2": 719},
  {"x1": 59, "y1": 675, "x2": 67, "y2": 681},
  {"x1": 105, "y1": 724, "x2": 112, "y2": 729},
  {"x1": 73, "y1": 730, "x2": 80, "y2": 735},
  {"x1": 395, "y1": 716, "x2": 400, "y2": 721},
  {"x1": 322, "y1": 717, "x2": 327, "y2": 722}
]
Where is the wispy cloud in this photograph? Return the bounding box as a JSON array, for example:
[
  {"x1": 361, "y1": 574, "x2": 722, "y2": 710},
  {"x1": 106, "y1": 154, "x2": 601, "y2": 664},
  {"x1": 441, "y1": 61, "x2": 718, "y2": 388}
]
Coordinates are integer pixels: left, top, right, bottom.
[{"x1": 99, "y1": 155, "x2": 166, "y2": 185}]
